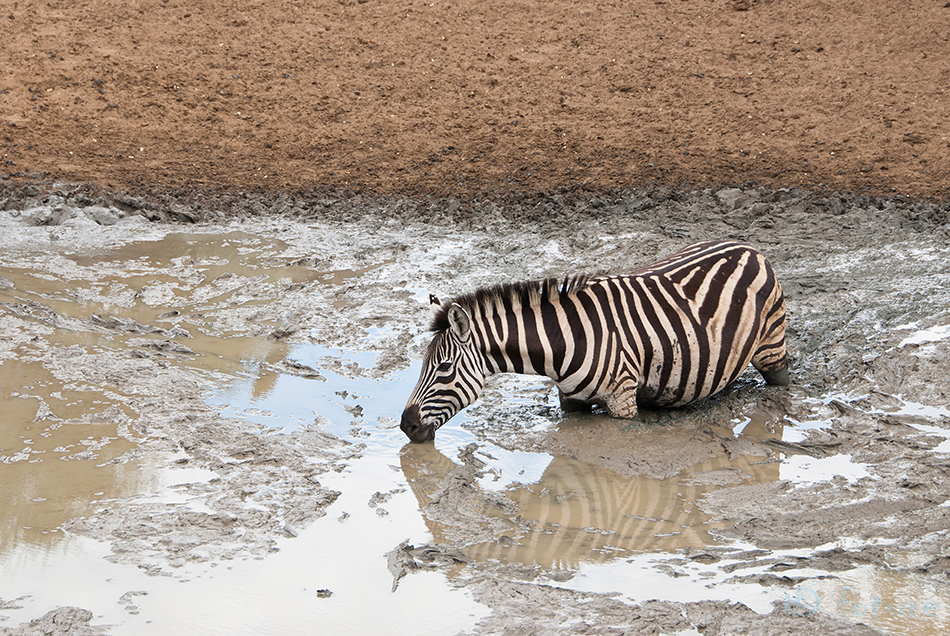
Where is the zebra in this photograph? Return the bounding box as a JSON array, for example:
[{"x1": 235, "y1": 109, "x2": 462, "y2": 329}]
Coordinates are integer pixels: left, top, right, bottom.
[{"x1": 400, "y1": 240, "x2": 789, "y2": 443}]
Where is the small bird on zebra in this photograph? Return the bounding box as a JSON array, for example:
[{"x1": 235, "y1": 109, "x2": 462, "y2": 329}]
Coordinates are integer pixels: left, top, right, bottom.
[{"x1": 400, "y1": 240, "x2": 790, "y2": 443}]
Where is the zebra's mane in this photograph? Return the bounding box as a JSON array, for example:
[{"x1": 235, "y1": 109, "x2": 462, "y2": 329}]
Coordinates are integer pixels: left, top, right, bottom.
[{"x1": 430, "y1": 275, "x2": 590, "y2": 332}]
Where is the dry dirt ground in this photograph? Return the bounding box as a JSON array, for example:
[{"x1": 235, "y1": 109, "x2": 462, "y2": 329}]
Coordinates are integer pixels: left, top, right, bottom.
[{"x1": 2, "y1": 0, "x2": 949, "y2": 199}]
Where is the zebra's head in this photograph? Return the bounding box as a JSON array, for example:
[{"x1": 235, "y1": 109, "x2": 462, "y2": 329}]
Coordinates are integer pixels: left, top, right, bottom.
[{"x1": 401, "y1": 296, "x2": 485, "y2": 443}]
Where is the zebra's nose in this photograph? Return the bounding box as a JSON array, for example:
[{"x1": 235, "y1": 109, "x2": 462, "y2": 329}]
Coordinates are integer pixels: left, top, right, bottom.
[{"x1": 400, "y1": 404, "x2": 435, "y2": 442}]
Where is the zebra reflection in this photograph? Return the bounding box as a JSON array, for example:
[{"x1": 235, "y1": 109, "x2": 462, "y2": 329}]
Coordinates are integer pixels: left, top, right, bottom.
[{"x1": 400, "y1": 425, "x2": 781, "y2": 570}]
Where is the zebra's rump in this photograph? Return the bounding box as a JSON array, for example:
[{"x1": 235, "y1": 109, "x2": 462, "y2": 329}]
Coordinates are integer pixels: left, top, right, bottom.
[{"x1": 564, "y1": 240, "x2": 788, "y2": 409}]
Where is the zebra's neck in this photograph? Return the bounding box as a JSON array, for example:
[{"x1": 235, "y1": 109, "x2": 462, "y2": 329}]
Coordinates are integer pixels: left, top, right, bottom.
[
  {"x1": 468, "y1": 294, "x2": 568, "y2": 380},
  {"x1": 438, "y1": 276, "x2": 592, "y2": 382}
]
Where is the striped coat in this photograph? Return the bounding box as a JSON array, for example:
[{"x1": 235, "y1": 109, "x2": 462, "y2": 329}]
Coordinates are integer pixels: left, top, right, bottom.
[{"x1": 401, "y1": 240, "x2": 789, "y2": 442}]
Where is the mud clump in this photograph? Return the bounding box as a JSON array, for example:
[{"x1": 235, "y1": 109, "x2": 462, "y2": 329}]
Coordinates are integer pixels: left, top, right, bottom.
[
  {"x1": 460, "y1": 573, "x2": 886, "y2": 636},
  {"x1": 0, "y1": 607, "x2": 108, "y2": 636}
]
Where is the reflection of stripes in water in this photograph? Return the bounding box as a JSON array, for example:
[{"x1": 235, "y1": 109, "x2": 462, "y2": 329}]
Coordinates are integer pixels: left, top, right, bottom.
[{"x1": 401, "y1": 445, "x2": 779, "y2": 570}]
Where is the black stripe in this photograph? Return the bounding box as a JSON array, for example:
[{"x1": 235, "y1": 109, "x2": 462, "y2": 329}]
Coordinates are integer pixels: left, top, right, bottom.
[
  {"x1": 470, "y1": 311, "x2": 498, "y2": 374},
  {"x1": 713, "y1": 256, "x2": 761, "y2": 390},
  {"x1": 626, "y1": 278, "x2": 657, "y2": 395},
  {"x1": 559, "y1": 296, "x2": 588, "y2": 380},
  {"x1": 571, "y1": 291, "x2": 606, "y2": 394},
  {"x1": 648, "y1": 275, "x2": 692, "y2": 404},
  {"x1": 639, "y1": 277, "x2": 675, "y2": 396},
  {"x1": 605, "y1": 279, "x2": 641, "y2": 370},
  {"x1": 587, "y1": 284, "x2": 621, "y2": 394},
  {"x1": 487, "y1": 303, "x2": 508, "y2": 372},
  {"x1": 521, "y1": 301, "x2": 545, "y2": 374}
]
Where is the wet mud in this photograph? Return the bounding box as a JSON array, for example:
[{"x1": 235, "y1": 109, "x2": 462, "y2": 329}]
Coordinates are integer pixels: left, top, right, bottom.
[{"x1": 1, "y1": 184, "x2": 949, "y2": 635}]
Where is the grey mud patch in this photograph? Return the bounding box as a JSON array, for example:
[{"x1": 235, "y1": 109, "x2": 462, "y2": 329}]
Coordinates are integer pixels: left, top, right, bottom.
[
  {"x1": 0, "y1": 607, "x2": 109, "y2": 636},
  {"x1": 0, "y1": 229, "x2": 359, "y2": 575},
  {"x1": 1, "y1": 184, "x2": 950, "y2": 635}
]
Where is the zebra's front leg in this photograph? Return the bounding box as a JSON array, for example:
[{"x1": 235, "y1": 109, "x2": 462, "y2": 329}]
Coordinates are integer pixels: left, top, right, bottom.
[{"x1": 602, "y1": 375, "x2": 640, "y2": 419}]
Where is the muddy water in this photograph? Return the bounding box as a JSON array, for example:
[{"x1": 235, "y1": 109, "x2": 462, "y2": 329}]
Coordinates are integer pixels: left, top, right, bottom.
[
  {"x1": 0, "y1": 228, "x2": 784, "y2": 632},
  {"x1": 2, "y1": 192, "x2": 950, "y2": 635},
  {"x1": 400, "y1": 410, "x2": 783, "y2": 567},
  {"x1": 0, "y1": 232, "x2": 299, "y2": 546},
  {"x1": 0, "y1": 230, "x2": 482, "y2": 634}
]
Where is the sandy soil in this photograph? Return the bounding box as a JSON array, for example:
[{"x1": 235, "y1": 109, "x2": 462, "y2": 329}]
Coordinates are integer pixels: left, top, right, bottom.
[{"x1": 2, "y1": 0, "x2": 949, "y2": 199}]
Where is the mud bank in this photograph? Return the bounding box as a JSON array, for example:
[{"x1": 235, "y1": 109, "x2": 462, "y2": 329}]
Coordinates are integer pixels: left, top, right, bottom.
[{"x1": 1, "y1": 184, "x2": 949, "y2": 635}]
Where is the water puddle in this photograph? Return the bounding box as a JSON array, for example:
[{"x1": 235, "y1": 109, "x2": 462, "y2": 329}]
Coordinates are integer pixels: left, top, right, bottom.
[
  {"x1": 0, "y1": 232, "x2": 323, "y2": 555},
  {"x1": 898, "y1": 323, "x2": 950, "y2": 348},
  {"x1": 780, "y1": 453, "x2": 872, "y2": 487},
  {"x1": 0, "y1": 351, "x2": 138, "y2": 556},
  {"x1": 0, "y1": 229, "x2": 487, "y2": 634},
  {"x1": 2, "y1": 225, "x2": 948, "y2": 635},
  {"x1": 789, "y1": 566, "x2": 950, "y2": 635},
  {"x1": 208, "y1": 343, "x2": 383, "y2": 434},
  {"x1": 560, "y1": 542, "x2": 789, "y2": 614},
  {"x1": 400, "y1": 439, "x2": 779, "y2": 569}
]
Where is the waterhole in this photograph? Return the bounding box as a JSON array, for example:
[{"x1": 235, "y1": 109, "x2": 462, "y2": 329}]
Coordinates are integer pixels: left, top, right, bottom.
[{"x1": 2, "y1": 219, "x2": 949, "y2": 635}]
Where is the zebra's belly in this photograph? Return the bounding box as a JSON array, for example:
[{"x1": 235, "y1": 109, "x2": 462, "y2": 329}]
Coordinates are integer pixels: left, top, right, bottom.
[
  {"x1": 634, "y1": 355, "x2": 748, "y2": 409},
  {"x1": 635, "y1": 382, "x2": 685, "y2": 409}
]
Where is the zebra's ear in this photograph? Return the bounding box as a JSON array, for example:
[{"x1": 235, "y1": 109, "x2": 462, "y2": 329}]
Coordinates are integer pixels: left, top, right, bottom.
[
  {"x1": 429, "y1": 293, "x2": 442, "y2": 318},
  {"x1": 447, "y1": 303, "x2": 471, "y2": 343}
]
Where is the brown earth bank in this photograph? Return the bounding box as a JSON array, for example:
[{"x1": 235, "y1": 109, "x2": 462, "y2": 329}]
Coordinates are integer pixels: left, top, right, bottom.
[{"x1": 2, "y1": 0, "x2": 949, "y2": 200}]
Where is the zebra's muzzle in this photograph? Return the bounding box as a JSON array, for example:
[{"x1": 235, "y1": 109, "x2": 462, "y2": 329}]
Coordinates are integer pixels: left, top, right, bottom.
[{"x1": 400, "y1": 404, "x2": 436, "y2": 443}]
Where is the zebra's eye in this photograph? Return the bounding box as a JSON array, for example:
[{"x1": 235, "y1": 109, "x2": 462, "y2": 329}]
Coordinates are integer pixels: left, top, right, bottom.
[{"x1": 437, "y1": 361, "x2": 452, "y2": 372}]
